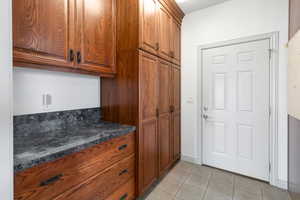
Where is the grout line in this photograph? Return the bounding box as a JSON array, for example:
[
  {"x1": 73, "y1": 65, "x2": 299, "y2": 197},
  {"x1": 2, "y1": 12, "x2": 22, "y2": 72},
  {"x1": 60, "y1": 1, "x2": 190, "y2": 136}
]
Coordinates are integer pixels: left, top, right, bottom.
[
  {"x1": 200, "y1": 171, "x2": 212, "y2": 200},
  {"x1": 232, "y1": 175, "x2": 236, "y2": 200}
]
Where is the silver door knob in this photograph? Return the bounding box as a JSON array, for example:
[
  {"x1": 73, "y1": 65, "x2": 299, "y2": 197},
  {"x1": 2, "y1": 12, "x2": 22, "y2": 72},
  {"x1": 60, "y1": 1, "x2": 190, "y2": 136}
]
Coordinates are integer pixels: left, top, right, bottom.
[
  {"x1": 203, "y1": 114, "x2": 208, "y2": 120},
  {"x1": 203, "y1": 106, "x2": 208, "y2": 111}
]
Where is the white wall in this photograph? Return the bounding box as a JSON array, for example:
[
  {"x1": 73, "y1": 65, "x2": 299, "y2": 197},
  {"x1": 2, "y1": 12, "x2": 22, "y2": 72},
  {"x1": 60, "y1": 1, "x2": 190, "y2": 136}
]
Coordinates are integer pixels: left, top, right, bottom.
[
  {"x1": 181, "y1": 0, "x2": 289, "y2": 188},
  {"x1": 13, "y1": 67, "x2": 101, "y2": 116},
  {"x1": 0, "y1": 0, "x2": 13, "y2": 199}
]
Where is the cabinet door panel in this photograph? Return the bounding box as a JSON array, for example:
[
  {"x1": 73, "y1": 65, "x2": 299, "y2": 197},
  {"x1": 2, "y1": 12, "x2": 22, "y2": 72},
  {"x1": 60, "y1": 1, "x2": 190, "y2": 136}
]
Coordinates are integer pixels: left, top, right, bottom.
[
  {"x1": 139, "y1": 0, "x2": 159, "y2": 54},
  {"x1": 173, "y1": 111, "x2": 181, "y2": 160},
  {"x1": 159, "y1": 113, "x2": 171, "y2": 174},
  {"x1": 140, "y1": 52, "x2": 158, "y2": 120},
  {"x1": 173, "y1": 67, "x2": 181, "y2": 111},
  {"x1": 158, "y1": 4, "x2": 172, "y2": 61},
  {"x1": 158, "y1": 60, "x2": 172, "y2": 114},
  {"x1": 140, "y1": 120, "x2": 158, "y2": 192},
  {"x1": 139, "y1": 51, "x2": 159, "y2": 193},
  {"x1": 172, "y1": 20, "x2": 181, "y2": 65},
  {"x1": 13, "y1": 0, "x2": 74, "y2": 68},
  {"x1": 76, "y1": 0, "x2": 116, "y2": 73}
]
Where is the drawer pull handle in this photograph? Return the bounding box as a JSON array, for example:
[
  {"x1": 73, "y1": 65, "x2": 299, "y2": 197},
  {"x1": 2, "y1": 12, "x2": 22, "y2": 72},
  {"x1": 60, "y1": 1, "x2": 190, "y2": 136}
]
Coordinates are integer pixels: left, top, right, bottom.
[
  {"x1": 119, "y1": 169, "x2": 128, "y2": 176},
  {"x1": 118, "y1": 144, "x2": 128, "y2": 151},
  {"x1": 40, "y1": 174, "x2": 63, "y2": 187},
  {"x1": 120, "y1": 193, "x2": 128, "y2": 200}
]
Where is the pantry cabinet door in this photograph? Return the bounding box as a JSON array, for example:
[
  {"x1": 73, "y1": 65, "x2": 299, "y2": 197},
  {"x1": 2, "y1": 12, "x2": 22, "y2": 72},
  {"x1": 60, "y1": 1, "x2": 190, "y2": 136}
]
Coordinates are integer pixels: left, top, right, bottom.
[
  {"x1": 139, "y1": 0, "x2": 159, "y2": 55},
  {"x1": 158, "y1": 4, "x2": 172, "y2": 61},
  {"x1": 139, "y1": 51, "x2": 159, "y2": 194}
]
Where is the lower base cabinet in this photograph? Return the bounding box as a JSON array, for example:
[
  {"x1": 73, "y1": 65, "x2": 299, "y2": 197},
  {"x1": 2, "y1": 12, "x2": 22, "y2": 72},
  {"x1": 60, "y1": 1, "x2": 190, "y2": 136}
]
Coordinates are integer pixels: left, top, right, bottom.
[{"x1": 14, "y1": 133, "x2": 136, "y2": 200}]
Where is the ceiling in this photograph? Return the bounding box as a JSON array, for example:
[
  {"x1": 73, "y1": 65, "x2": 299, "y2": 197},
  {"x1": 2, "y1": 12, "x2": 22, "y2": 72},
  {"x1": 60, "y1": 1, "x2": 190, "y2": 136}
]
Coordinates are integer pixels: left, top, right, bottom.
[{"x1": 176, "y1": 0, "x2": 231, "y2": 14}]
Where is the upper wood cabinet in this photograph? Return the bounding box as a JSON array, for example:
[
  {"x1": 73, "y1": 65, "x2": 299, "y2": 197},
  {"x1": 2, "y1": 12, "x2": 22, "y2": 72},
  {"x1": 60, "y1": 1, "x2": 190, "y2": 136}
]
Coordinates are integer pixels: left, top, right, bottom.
[
  {"x1": 139, "y1": 0, "x2": 159, "y2": 55},
  {"x1": 13, "y1": 0, "x2": 116, "y2": 76},
  {"x1": 158, "y1": 4, "x2": 172, "y2": 61},
  {"x1": 75, "y1": 0, "x2": 116, "y2": 74},
  {"x1": 13, "y1": 0, "x2": 75, "y2": 69},
  {"x1": 139, "y1": 0, "x2": 181, "y2": 65}
]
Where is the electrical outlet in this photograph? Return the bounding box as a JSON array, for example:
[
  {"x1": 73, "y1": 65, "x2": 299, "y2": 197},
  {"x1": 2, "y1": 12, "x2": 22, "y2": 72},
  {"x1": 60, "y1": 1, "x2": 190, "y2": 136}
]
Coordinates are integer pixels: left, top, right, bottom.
[{"x1": 42, "y1": 94, "x2": 52, "y2": 110}]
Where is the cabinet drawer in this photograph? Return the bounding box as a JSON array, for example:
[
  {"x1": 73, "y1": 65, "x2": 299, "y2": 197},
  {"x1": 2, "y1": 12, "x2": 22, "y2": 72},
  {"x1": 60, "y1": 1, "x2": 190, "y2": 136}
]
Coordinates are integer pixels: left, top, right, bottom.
[
  {"x1": 55, "y1": 154, "x2": 135, "y2": 200},
  {"x1": 106, "y1": 178, "x2": 135, "y2": 200},
  {"x1": 15, "y1": 133, "x2": 135, "y2": 200}
]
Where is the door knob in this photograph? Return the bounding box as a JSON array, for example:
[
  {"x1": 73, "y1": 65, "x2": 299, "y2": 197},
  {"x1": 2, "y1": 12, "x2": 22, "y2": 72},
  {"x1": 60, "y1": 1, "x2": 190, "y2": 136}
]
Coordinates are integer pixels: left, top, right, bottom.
[
  {"x1": 203, "y1": 106, "x2": 208, "y2": 111},
  {"x1": 202, "y1": 114, "x2": 208, "y2": 120}
]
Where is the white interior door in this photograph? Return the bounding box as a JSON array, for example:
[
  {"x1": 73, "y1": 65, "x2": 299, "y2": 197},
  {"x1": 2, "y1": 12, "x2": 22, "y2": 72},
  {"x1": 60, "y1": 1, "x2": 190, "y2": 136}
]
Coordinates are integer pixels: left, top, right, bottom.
[{"x1": 202, "y1": 39, "x2": 270, "y2": 181}]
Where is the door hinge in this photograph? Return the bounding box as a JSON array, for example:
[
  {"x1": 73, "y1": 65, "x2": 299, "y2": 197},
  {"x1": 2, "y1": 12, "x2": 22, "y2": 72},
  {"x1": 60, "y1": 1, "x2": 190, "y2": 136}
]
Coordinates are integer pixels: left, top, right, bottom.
[
  {"x1": 268, "y1": 49, "x2": 273, "y2": 60},
  {"x1": 269, "y1": 163, "x2": 272, "y2": 172},
  {"x1": 269, "y1": 106, "x2": 272, "y2": 117}
]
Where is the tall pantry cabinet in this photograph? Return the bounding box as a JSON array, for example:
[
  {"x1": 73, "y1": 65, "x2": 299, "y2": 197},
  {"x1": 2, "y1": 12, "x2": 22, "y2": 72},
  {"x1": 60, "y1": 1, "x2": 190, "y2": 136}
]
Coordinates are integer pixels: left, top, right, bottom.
[{"x1": 101, "y1": 0, "x2": 184, "y2": 197}]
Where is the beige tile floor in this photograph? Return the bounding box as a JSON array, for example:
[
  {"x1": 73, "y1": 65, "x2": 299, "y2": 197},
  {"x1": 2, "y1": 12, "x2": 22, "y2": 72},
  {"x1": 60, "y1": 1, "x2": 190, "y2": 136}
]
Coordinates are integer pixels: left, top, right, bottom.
[{"x1": 145, "y1": 161, "x2": 291, "y2": 200}]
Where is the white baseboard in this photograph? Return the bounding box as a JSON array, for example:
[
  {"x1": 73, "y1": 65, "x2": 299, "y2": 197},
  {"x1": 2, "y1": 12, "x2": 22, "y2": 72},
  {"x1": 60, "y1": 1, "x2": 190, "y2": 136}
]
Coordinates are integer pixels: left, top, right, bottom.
[
  {"x1": 181, "y1": 155, "x2": 200, "y2": 164},
  {"x1": 274, "y1": 179, "x2": 288, "y2": 190}
]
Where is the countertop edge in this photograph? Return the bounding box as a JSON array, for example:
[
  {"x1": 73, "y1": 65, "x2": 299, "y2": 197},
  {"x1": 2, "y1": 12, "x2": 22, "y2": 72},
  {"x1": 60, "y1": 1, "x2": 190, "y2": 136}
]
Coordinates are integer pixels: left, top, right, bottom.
[{"x1": 14, "y1": 127, "x2": 136, "y2": 173}]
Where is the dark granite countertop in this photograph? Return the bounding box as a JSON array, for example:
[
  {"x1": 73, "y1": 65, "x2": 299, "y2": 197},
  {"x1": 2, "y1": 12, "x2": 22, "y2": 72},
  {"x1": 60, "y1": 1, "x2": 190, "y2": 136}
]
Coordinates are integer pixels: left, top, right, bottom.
[{"x1": 13, "y1": 108, "x2": 136, "y2": 173}]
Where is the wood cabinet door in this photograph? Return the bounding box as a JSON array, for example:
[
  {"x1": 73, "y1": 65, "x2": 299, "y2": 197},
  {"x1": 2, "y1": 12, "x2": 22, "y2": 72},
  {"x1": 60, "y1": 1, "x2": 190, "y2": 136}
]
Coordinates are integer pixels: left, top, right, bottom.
[
  {"x1": 158, "y1": 59, "x2": 172, "y2": 175},
  {"x1": 173, "y1": 111, "x2": 181, "y2": 160},
  {"x1": 173, "y1": 67, "x2": 181, "y2": 111},
  {"x1": 172, "y1": 66, "x2": 181, "y2": 161},
  {"x1": 13, "y1": 0, "x2": 75, "y2": 68},
  {"x1": 139, "y1": 0, "x2": 159, "y2": 55},
  {"x1": 76, "y1": 0, "x2": 116, "y2": 74},
  {"x1": 172, "y1": 20, "x2": 181, "y2": 65},
  {"x1": 158, "y1": 4, "x2": 172, "y2": 61},
  {"x1": 139, "y1": 51, "x2": 159, "y2": 193}
]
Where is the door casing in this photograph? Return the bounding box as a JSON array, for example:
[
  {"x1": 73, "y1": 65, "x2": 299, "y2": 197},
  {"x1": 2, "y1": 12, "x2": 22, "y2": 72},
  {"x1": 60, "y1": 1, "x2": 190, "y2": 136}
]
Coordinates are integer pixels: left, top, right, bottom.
[{"x1": 197, "y1": 32, "x2": 279, "y2": 187}]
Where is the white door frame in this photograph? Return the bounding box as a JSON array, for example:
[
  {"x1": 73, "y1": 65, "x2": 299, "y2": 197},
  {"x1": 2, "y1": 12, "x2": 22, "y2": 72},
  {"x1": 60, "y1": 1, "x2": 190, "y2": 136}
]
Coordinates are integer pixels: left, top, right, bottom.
[{"x1": 196, "y1": 32, "x2": 279, "y2": 187}]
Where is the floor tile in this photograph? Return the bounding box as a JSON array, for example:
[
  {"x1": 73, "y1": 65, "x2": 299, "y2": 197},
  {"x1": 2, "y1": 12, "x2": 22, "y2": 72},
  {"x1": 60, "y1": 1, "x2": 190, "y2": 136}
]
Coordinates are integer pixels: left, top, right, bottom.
[
  {"x1": 175, "y1": 183, "x2": 206, "y2": 200},
  {"x1": 262, "y1": 184, "x2": 291, "y2": 200},
  {"x1": 185, "y1": 173, "x2": 210, "y2": 188},
  {"x1": 191, "y1": 165, "x2": 213, "y2": 177},
  {"x1": 146, "y1": 187, "x2": 175, "y2": 200},
  {"x1": 234, "y1": 189, "x2": 262, "y2": 200},
  {"x1": 203, "y1": 189, "x2": 233, "y2": 200},
  {"x1": 157, "y1": 175, "x2": 183, "y2": 196},
  {"x1": 146, "y1": 161, "x2": 292, "y2": 200},
  {"x1": 234, "y1": 175, "x2": 263, "y2": 196}
]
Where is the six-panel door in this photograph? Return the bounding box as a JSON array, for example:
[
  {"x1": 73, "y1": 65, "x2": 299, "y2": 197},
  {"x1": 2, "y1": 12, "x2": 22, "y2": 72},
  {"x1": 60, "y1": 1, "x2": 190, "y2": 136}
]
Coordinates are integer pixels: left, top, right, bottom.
[
  {"x1": 139, "y1": 0, "x2": 159, "y2": 55},
  {"x1": 13, "y1": 0, "x2": 75, "y2": 68},
  {"x1": 139, "y1": 51, "x2": 159, "y2": 193},
  {"x1": 76, "y1": 0, "x2": 116, "y2": 74}
]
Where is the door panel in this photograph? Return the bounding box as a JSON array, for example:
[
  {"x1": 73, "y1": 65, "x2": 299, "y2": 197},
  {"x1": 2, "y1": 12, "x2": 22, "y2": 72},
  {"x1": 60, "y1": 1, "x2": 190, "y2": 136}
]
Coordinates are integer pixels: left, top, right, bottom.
[
  {"x1": 173, "y1": 111, "x2": 181, "y2": 160},
  {"x1": 139, "y1": 51, "x2": 159, "y2": 192},
  {"x1": 158, "y1": 59, "x2": 172, "y2": 174},
  {"x1": 139, "y1": 0, "x2": 159, "y2": 55},
  {"x1": 76, "y1": 0, "x2": 116, "y2": 73},
  {"x1": 158, "y1": 4, "x2": 172, "y2": 61},
  {"x1": 13, "y1": 0, "x2": 74, "y2": 68},
  {"x1": 140, "y1": 52, "x2": 158, "y2": 120},
  {"x1": 141, "y1": 120, "x2": 158, "y2": 190},
  {"x1": 159, "y1": 60, "x2": 172, "y2": 113},
  {"x1": 202, "y1": 39, "x2": 270, "y2": 181},
  {"x1": 158, "y1": 113, "x2": 171, "y2": 174},
  {"x1": 173, "y1": 67, "x2": 181, "y2": 111},
  {"x1": 172, "y1": 20, "x2": 181, "y2": 65}
]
